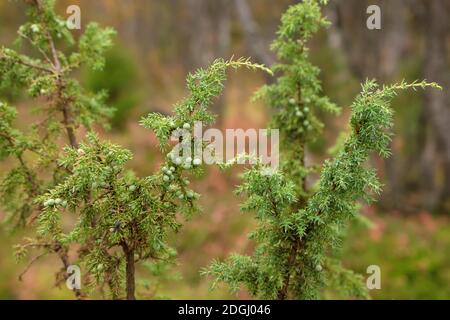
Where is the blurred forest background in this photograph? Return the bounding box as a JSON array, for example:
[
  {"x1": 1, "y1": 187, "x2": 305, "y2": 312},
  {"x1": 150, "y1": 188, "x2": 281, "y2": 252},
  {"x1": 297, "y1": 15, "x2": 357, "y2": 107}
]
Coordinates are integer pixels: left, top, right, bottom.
[{"x1": 0, "y1": 0, "x2": 449, "y2": 299}]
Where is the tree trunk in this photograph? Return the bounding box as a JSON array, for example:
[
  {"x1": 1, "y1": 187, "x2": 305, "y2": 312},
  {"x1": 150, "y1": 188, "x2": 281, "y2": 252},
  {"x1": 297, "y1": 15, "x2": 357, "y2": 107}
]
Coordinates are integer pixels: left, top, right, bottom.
[
  {"x1": 233, "y1": 0, "x2": 275, "y2": 69},
  {"x1": 186, "y1": 0, "x2": 214, "y2": 69},
  {"x1": 419, "y1": 124, "x2": 439, "y2": 210},
  {"x1": 331, "y1": 0, "x2": 414, "y2": 211},
  {"x1": 423, "y1": 0, "x2": 450, "y2": 213},
  {"x1": 122, "y1": 242, "x2": 136, "y2": 300},
  {"x1": 185, "y1": 0, "x2": 231, "y2": 120}
]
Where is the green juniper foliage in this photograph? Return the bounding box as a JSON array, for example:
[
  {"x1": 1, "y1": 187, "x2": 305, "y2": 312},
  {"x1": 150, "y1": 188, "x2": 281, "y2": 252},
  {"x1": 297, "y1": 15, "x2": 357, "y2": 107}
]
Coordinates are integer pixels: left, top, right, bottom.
[
  {"x1": 0, "y1": 0, "x2": 114, "y2": 228},
  {"x1": 0, "y1": 1, "x2": 114, "y2": 298},
  {"x1": 203, "y1": 0, "x2": 440, "y2": 299},
  {"x1": 0, "y1": 0, "x2": 116, "y2": 298},
  {"x1": 0, "y1": 0, "x2": 270, "y2": 299},
  {"x1": 1, "y1": 0, "x2": 441, "y2": 301},
  {"x1": 35, "y1": 57, "x2": 268, "y2": 300}
]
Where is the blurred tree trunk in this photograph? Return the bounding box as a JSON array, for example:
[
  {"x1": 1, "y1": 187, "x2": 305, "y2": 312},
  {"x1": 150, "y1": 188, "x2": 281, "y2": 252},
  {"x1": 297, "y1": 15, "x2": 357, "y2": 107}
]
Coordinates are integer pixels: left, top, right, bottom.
[
  {"x1": 422, "y1": 0, "x2": 450, "y2": 212},
  {"x1": 186, "y1": 0, "x2": 215, "y2": 68},
  {"x1": 330, "y1": 0, "x2": 449, "y2": 213},
  {"x1": 233, "y1": 0, "x2": 275, "y2": 68},
  {"x1": 216, "y1": 0, "x2": 231, "y2": 58},
  {"x1": 330, "y1": 0, "x2": 408, "y2": 210},
  {"x1": 185, "y1": 0, "x2": 231, "y2": 121},
  {"x1": 214, "y1": 0, "x2": 232, "y2": 124},
  {"x1": 419, "y1": 122, "x2": 440, "y2": 210}
]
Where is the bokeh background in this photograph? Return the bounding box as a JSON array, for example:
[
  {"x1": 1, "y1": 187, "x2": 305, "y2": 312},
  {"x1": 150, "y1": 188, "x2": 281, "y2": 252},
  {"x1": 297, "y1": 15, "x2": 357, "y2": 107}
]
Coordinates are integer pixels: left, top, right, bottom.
[{"x1": 0, "y1": 0, "x2": 449, "y2": 299}]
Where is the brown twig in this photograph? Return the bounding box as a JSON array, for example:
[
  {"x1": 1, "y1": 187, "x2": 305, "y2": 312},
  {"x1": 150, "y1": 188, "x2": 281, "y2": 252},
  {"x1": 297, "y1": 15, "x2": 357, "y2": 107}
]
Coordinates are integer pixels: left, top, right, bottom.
[
  {"x1": 13, "y1": 57, "x2": 54, "y2": 74},
  {"x1": 32, "y1": 0, "x2": 78, "y2": 148},
  {"x1": 121, "y1": 241, "x2": 136, "y2": 300},
  {"x1": 18, "y1": 252, "x2": 47, "y2": 281}
]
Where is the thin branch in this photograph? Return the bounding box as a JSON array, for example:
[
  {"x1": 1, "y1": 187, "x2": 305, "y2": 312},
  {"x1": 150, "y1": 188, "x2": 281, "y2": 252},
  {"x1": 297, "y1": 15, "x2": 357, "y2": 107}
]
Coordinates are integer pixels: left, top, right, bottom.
[
  {"x1": 14, "y1": 57, "x2": 54, "y2": 74},
  {"x1": 17, "y1": 30, "x2": 54, "y2": 68},
  {"x1": 18, "y1": 252, "x2": 47, "y2": 281},
  {"x1": 277, "y1": 239, "x2": 302, "y2": 300},
  {"x1": 0, "y1": 131, "x2": 40, "y2": 196},
  {"x1": 33, "y1": 0, "x2": 78, "y2": 148}
]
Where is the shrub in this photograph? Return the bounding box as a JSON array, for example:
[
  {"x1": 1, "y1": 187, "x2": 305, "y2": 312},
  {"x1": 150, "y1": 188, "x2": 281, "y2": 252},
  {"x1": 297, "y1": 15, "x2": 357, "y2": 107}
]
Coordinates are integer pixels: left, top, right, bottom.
[
  {"x1": 203, "y1": 0, "x2": 440, "y2": 299},
  {"x1": 0, "y1": 0, "x2": 268, "y2": 299}
]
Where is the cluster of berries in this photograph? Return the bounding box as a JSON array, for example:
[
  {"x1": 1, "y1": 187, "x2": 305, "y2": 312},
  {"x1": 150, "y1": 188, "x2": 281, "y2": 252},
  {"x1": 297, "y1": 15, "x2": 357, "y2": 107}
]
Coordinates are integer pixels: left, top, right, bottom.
[
  {"x1": 289, "y1": 98, "x2": 312, "y2": 132},
  {"x1": 166, "y1": 122, "x2": 202, "y2": 169},
  {"x1": 161, "y1": 165, "x2": 197, "y2": 201},
  {"x1": 43, "y1": 198, "x2": 68, "y2": 208}
]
